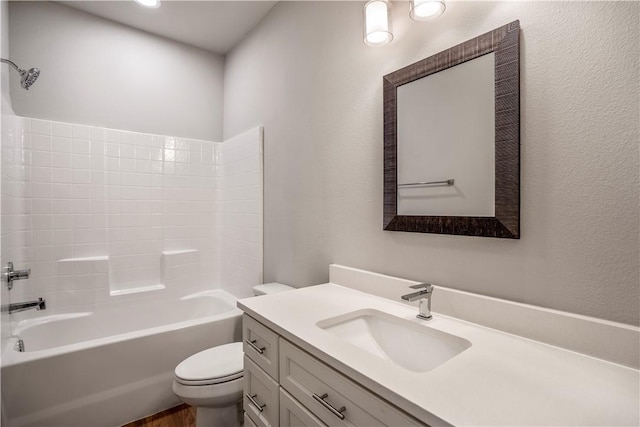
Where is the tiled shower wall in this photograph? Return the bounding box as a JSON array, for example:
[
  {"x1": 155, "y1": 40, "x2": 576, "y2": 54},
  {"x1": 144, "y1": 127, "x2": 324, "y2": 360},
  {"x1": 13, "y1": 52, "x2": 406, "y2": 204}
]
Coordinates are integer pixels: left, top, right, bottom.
[
  {"x1": 1, "y1": 115, "x2": 263, "y2": 327},
  {"x1": 1, "y1": 115, "x2": 30, "y2": 343}
]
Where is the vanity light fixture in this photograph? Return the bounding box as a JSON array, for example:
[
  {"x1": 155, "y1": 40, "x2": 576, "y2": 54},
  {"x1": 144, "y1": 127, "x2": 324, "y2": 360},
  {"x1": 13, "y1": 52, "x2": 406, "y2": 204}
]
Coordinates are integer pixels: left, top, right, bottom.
[
  {"x1": 134, "y1": 0, "x2": 161, "y2": 9},
  {"x1": 363, "y1": 0, "x2": 393, "y2": 47},
  {"x1": 409, "y1": 0, "x2": 446, "y2": 21}
]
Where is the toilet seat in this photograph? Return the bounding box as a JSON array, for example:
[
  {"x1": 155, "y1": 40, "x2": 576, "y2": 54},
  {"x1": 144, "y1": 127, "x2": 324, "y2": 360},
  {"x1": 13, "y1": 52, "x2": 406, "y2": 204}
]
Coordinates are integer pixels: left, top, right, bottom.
[{"x1": 174, "y1": 342, "x2": 243, "y2": 386}]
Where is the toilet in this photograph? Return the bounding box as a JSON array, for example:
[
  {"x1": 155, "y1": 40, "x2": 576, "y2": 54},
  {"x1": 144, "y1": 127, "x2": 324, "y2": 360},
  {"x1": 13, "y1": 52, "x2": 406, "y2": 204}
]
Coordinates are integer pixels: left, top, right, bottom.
[{"x1": 172, "y1": 283, "x2": 294, "y2": 427}]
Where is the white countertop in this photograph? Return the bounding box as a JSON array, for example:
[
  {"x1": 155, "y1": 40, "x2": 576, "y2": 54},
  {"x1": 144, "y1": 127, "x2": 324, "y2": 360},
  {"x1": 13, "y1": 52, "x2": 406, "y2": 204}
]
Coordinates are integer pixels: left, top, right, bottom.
[{"x1": 238, "y1": 283, "x2": 640, "y2": 427}]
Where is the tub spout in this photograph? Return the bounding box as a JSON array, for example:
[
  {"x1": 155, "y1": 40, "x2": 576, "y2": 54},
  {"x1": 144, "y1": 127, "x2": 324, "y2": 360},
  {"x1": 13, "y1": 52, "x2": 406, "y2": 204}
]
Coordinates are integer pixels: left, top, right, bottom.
[{"x1": 1, "y1": 297, "x2": 46, "y2": 314}]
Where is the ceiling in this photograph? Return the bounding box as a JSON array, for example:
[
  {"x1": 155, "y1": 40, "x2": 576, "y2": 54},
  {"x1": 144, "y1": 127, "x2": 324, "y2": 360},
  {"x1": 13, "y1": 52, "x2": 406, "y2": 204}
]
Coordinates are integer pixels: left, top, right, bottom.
[{"x1": 56, "y1": 1, "x2": 278, "y2": 55}]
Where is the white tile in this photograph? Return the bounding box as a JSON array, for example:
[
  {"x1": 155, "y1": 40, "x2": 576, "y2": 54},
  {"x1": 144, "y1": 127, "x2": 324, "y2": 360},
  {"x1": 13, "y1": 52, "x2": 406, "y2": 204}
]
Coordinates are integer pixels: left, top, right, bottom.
[
  {"x1": 90, "y1": 127, "x2": 106, "y2": 142},
  {"x1": 52, "y1": 183, "x2": 73, "y2": 199},
  {"x1": 91, "y1": 141, "x2": 105, "y2": 156},
  {"x1": 73, "y1": 199, "x2": 92, "y2": 214},
  {"x1": 33, "y1": 230, "x2": 54, "y2": 246},
  {"x1": 32, "y1": 199, "x2": 53, "y2": 214},
  {"x1": 91, "y1": 214, "x2": 107, "y2": 229},
  {"x1": 135, "y1": 134, "x2": 151, "y2": 146},
  {"x1": 52, "y1": 122, "x2": 73, "y2": 138},
  {"x1": 53, "y1": 230, "x2": 73, "y2": 245},
  {"x1": 73, "y1": 229, "x2": 92, "y2": 244},
  {"x1": 49, "y1": 168, "x2": 73, "y2": 184},
  {"x1": 72, "y1": 154, "x2": 91, "y2": 170},
  {"x1": 31, "y1": 119, "x2": 52, "y2": 135},
  {"x1": 72, "y1": 215, "x2": 92, "y2": 229},
  {"x1": 72, "y1": 125, "x2": 92, "y2": 140},
  {"x1": 31, "y1": 166, "x2": 52, "y2": 183},
  {"x1": 53, "y1": 199, "x2": 73, "y2": 214},
  {"x1": 73, "y1": 184, "x2": 92, "y2": 199},
  {"x1": 136, "y1": 160, "x2": 151, "y2": 174},
  {"x1": 52, "y1": 214, "x2": 74, "y2": 229},
  {"x1": 72, "y1": 169, "x2": 92, "y2": 184},
  {"x1": 120, "y1": 132, "x2": 136, "y2": 145},
  {"x1": 120, "y1": 158, "x2": 136, "y2": 172},
  {"x1": 32, "y1": 151, "x2": 52, "y2": 167},
  {"x1": 31, "y1": 134, "x2": 52, "y2": 151},
  {"x1": 52, "y1": 152, "x2": 72, "y2": 168},
  {"x1": 120, "y1": 143, "x2": 135, "y2": 159},
  {"x1": 106, "y1": 160, "x2": 120, "y2": 176},
  {"x1": 91, "y1": 156, "x2": 106, "y2": 170},
  {"x1": 72, "y1": 139, "x2": 91, "y2": 155},
  {"x1": 104, "y1": 129, "x2": 121, "y2": 143},
  {"x1": 52, "y1": 137, "x2": 72, "y2": 153},
  {"x1": 32, "y1": 214, "x2": 53, "y2": 230}
]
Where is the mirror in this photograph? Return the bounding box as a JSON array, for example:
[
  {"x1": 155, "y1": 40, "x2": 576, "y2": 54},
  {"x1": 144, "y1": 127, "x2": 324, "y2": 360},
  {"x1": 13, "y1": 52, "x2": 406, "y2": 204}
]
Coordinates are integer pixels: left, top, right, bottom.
[{"x1": 383, "y1": 21, "x2": 520, "y2": 238}]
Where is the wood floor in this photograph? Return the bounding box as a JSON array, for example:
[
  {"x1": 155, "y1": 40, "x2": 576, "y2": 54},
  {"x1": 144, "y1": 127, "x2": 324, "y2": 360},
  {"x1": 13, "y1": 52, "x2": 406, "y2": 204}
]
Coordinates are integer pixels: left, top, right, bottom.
[{"x1": 121, "y1": 404, "x2": 196, "y2": 427}]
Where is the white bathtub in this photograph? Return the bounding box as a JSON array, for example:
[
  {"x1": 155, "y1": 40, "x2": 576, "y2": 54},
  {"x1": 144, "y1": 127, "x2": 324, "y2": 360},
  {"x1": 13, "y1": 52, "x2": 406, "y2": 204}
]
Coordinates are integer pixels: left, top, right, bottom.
[{"x1": 1, "y1": 289, "x2": 242, "y2": 427}]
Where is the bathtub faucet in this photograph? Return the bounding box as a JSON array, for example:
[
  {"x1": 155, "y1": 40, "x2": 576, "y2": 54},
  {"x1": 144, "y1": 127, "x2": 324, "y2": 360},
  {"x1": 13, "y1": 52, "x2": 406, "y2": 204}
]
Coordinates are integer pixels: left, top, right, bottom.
[{"x1": 1, "y1": 297, "x2": 46, "y2": 314}]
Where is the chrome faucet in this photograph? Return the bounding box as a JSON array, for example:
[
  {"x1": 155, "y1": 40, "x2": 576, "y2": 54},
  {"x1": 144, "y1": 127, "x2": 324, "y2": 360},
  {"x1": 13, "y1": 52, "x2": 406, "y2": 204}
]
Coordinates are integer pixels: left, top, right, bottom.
[
  {"x1": 1, "y1": 298, "x2": 46, "y2": 314},
  {"x1": 401, "y1": 284, "x2": 434, "y2": 320},
  {"x1": 2, "y1": 262, "x2": 31, "y2": 290}
]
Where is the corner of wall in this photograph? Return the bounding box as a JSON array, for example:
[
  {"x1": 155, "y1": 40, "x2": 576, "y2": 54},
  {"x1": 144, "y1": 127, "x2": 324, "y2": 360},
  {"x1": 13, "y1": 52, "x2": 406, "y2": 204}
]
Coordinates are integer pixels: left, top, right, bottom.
[{"x1": 1, "y1": 0, "x2": 14, "y2": 115}]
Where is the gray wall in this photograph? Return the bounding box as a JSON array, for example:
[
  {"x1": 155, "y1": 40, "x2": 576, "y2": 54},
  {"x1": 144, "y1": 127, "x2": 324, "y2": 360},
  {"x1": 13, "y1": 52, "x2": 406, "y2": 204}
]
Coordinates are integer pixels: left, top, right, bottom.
[
  {"x1": 1, "y1": 0, "x2": 12, "y2": 113},
  {"x1": 8, "y1": 1, "x2": 224, "y2": 141},
  {"x1": 224, "y1": 1, "x2": 640, "y2": 325}
]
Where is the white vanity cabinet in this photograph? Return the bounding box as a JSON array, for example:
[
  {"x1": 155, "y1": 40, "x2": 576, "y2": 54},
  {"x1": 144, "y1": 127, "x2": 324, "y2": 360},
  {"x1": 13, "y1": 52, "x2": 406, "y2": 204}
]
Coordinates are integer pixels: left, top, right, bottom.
[
  {"x1": 242, "y1": 314, "x2": 427, "y2": 427},
  {"x1": 243, "y1": 314, "x2": 281, "y2": 427}
]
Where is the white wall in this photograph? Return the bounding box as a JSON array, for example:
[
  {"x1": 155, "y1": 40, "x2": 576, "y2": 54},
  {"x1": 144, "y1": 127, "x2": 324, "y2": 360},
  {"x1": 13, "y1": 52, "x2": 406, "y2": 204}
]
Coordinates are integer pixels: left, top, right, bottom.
[
  {"x1": 8, "y1": 1, "x2": 224, "y2": 141},
  {"x1": 218, "y1": 127, "x2": 264, "y2": 298},
  {"x1": 224, "y1": 1, "x2": 640, "y2": 325},
  {"x1": 1, "y1": 0, "x2": 12, "y2": 114}
]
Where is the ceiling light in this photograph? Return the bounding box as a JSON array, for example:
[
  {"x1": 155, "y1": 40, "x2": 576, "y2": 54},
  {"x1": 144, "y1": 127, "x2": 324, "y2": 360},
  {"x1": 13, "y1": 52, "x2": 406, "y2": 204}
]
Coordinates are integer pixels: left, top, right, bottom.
[
  {"x1": 134, "y1": 0, "x2": 161, "y2": 9},
  {"x1": 409, "y1": 0, "x2": 446, "y2": 21},
  {"x1": 364, "y1": 0, "x2": 393, "y2": 47}
]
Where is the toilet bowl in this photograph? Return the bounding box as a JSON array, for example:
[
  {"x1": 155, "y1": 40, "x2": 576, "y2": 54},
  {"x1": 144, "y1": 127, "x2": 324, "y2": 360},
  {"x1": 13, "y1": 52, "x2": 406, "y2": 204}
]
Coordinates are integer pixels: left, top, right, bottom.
[{"x1": 173, "y1": 283, "x2": 294, "y2": 427}]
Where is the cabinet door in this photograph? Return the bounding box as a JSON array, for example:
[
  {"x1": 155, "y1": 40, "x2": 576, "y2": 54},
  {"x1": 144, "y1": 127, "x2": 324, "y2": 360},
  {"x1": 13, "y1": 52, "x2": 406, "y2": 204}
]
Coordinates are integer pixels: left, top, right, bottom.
[
  {"x1": 280, "y1": 388, "x2": 327, "y2": 427},
  {"x1": 243, "y1": 314, "x2": 280, "y2": 379},
  {"x1": 279, "y1": 339, "x2": 426, "y2": 427},
  {"x1": 244, "y1": 356, "x2": 279, "y2": 427}
]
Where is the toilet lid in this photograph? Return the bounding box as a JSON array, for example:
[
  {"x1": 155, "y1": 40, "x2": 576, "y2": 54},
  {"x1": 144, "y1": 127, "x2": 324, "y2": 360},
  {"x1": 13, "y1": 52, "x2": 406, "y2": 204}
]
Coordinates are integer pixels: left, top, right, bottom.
[{"x1": 175, "y1": 342, "x2": 243, "y2": 385}]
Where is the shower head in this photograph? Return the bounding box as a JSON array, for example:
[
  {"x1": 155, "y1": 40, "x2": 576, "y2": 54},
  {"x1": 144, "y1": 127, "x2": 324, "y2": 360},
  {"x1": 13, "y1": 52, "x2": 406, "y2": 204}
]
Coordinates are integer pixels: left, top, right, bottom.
[
  {"x1": 20, "y1": 67, "x2": 40, "y2": 90},
  {"x1": 1, "y1": 58, "x2": 40, "y2": 90}
]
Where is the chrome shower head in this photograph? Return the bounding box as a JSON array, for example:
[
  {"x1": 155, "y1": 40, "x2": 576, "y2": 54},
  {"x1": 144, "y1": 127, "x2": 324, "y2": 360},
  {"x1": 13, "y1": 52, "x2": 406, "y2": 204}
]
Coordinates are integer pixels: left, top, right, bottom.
[
  {"x1": 19, "y1": 67, "x2": 40, "y2": 90},
  {"x1": 1, "y1": 58, "x2": 40, "y2": 90}
]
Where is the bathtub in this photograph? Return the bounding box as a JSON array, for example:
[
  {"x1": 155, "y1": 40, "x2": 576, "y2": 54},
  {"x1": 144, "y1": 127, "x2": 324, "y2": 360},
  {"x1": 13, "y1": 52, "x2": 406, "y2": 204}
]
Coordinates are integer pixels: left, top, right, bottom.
[{"x1": 1, "y1": 289, "x2": 242, "y2": 427}]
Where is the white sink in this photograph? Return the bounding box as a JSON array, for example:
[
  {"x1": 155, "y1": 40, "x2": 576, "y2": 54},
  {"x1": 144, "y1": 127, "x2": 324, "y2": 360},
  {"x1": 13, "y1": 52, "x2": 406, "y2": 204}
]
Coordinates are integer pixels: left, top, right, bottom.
[{"x1": 317, "y1": 309, "x2": 471, "y2": 372}]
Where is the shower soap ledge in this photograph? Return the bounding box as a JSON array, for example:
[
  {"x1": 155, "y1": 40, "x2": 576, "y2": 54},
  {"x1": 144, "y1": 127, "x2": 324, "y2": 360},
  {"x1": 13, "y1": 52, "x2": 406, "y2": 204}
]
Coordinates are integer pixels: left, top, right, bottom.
[{"x1": 110, "y1": 284, "x2": 166, "y2": 297}]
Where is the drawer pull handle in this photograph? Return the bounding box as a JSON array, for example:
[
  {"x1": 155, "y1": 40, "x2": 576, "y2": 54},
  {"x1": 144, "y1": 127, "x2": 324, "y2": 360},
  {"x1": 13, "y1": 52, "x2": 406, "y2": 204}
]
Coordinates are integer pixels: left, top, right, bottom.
[
  {"x1": 246, "y1": 339, "x2": 265, "y2": 354},
  {"x1": 246, "y1": 393, "x2": 266, "y2": 412},
  {"x1": 312, "y1": 392, "x2": 346, "y2": 420}
]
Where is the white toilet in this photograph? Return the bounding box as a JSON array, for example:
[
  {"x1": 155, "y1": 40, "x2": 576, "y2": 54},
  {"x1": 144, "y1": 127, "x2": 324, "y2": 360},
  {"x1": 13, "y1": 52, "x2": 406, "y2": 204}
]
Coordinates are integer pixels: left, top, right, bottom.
[{"x1": 172, "y1": 283, "x2": 294, "y2": 427}]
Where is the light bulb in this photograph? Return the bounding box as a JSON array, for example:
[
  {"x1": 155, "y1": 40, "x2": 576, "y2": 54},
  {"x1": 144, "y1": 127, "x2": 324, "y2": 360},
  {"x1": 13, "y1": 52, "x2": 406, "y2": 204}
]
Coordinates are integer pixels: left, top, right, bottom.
[
  {"x1": 409, "y1": 0, "x2": 445, "y2": 21},
  {"x1": 134, "y1": 0, "x2": 161, "y2": 9},
  {"x1": 364, "y1": 0, "x2": 393, "y2": 47}
]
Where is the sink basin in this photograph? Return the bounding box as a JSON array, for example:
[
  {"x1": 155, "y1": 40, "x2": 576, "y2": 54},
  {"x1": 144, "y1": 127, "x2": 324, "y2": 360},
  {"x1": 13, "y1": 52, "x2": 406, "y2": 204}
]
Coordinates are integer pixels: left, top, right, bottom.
[{"x1": 317, "y1": 309, "x2": 471, "y2": 372}]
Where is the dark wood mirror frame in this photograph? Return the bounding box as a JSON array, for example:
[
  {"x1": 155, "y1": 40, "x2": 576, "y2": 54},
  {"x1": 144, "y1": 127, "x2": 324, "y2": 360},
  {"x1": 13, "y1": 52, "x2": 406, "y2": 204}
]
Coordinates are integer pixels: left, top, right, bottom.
[{"x1": 383, "y1": 20, "x2": 520, "y2": 238}]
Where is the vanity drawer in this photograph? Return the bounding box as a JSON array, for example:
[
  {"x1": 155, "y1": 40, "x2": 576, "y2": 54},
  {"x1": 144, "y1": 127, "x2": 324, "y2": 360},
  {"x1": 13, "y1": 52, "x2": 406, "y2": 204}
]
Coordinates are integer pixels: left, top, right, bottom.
[
  {"x1": 279, "y1": 339, "x2": 424, "y2": 427},
  {"x1": 244, "y1": 413, "x2": 258, "y2": 427},
  {"x1": 244, "y1": 355, "x2": 280, "y2": 427},
  {"x1": 280, "y1": 388, "x2": 327, "y2": 427},
  {"x1": 243, "y1": 314, "x2": 279, "y2": 379}
]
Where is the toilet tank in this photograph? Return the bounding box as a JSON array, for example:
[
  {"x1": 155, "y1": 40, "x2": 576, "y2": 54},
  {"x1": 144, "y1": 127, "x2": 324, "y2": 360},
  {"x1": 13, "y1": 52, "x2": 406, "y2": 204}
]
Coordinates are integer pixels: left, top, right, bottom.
[{"x1": 252, "y1": 282, "x2": 294, "y2": 296}]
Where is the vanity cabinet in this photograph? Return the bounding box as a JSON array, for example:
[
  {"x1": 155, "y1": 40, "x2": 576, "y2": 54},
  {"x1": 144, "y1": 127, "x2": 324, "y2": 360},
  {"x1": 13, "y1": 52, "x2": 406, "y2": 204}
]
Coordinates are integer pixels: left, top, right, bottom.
[{"x1": 242, "y1": 314, "x2": 427, "y2": 427}]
